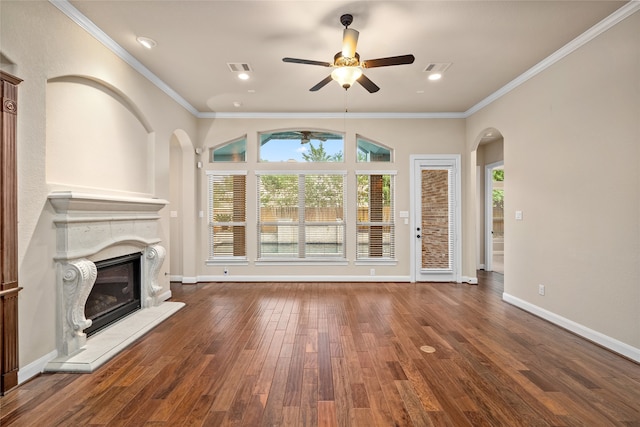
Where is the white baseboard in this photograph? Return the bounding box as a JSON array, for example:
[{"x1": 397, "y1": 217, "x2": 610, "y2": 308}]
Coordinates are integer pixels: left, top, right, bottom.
[
  {"x1": 157, "y1": 289, "x2": 172, "y2": 302},
  {"x1": 18, "y1": 349, "x2": 59, "y2": 386},
  {"x1": 462, "y1": 276, "x2": 478, "y2": 285},
  {"x1": 169, "y1": 276, "x2": 198, "y2": 284},
  {"x1": 195, "y1": 275, "x2": 412, "y2": 283},
  {"x1": 503, "y1": 292, "x2": 640, "y2": 363}
]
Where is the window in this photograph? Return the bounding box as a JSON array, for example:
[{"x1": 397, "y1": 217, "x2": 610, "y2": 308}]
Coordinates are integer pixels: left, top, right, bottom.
[
  {"x1": 357, "y1": 136, "x2": 392, "y2": 162},
  {"x1": 356, "y1": 173, "x2": 395, "y2": 259},
  {"x1": 207, "y1": 172, "x2": 246, "y2": 260},
  {"x1": 259, "y1": 130, "x2": 344, "y2": 162},
  {"x1": 257, "y1": 172, "x2": 346, "y2": 260},
  {"x1": 210, "y1": 137, "x2": 246, "y2": 162}
]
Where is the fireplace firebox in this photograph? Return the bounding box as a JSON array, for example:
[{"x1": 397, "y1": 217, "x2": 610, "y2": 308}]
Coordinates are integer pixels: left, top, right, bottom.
[{"x1": 84, "y1": 253, "x2": 142, "y2": 336}]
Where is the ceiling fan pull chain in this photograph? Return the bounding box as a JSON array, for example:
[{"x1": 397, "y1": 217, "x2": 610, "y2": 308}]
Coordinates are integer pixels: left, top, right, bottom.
[{"x1": 344, "y1": 90, "x2": 348, "y2": 113}]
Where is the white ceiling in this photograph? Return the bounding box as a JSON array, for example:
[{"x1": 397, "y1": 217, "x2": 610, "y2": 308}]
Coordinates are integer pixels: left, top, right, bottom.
[{"x1": 65, "y1": 0, "x2": 629, "y2": 115}]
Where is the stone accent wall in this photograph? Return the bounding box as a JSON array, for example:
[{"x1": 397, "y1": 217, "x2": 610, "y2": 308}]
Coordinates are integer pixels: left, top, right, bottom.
[{"x1": 421, "y1": 170, "x2": 450, "y2": 269}]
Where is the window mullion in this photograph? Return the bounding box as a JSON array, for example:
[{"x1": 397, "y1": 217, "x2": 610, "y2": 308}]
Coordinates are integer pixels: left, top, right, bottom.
[{"x1": 298, "y1": 174, "x2": 305, "y2": 258}]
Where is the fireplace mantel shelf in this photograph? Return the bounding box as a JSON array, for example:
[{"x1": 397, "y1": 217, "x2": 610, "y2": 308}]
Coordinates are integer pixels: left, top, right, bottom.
[{"x1": 48, "y1": 191, "x2": 168, "y2": 215}]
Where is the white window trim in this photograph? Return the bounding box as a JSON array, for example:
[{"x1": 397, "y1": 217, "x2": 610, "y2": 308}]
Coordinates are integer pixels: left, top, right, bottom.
[
  {"x1": 354, "y1": 170, "x2": 397, "y2": 176},
  {"x1": 256, "y1": 170, "x2": 347, "y2": 176},
  {"x1": 206, "y1": 258, "x2": 249, "y2": 266},
  {"x1": 206, "y1": 170, "x2": 248, "y2": 176}
]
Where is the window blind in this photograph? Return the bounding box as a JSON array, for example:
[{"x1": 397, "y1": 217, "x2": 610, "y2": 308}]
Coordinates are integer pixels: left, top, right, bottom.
[
  {"x1": 208, "y1": 173, "x2": 246, "y2": 259},
  {"x1": 356, "y1": 173, "x2": 395, "y2": 259}
]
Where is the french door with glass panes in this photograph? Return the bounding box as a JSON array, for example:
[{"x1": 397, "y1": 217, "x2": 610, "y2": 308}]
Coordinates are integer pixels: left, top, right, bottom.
[{"x1": 410, "y1": 155, "x2": 461, "y2": 282}]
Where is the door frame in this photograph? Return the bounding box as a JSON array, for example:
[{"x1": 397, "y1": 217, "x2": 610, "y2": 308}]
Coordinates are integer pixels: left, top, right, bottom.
[
  {"x1": 409, "y1": 154, "x2": 462, "y2": 283},
  {"x1": 484, "y1": 161, "x2": 503, "y2": 272}
]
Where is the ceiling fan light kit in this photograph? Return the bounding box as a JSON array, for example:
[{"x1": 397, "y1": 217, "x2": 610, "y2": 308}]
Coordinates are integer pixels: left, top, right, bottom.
[
  {"x1": 331, "y1": 66, "x2": 363, "y2": 89},
  {"x1": 282, "y1": 13, "x2": 415, "y2": 93}
]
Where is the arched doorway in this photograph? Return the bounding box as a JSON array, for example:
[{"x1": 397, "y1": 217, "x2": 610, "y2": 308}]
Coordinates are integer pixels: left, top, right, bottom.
[
  {"x1": 485, "y1": 161, "x2": 504, "y2": 273},
  {"x1": 169, "y1": 130, "x2": 197, "y2": 283},
  {"x1": 473, "y1": 128, "x2": 504, "y2": 274}
]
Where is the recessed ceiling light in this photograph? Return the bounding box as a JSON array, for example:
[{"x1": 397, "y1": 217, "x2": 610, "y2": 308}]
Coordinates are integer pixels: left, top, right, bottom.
[
  {"x1": 233, "y1": 101, "x2": 243, "y2": 108},
  {"x1": 423, "y1": 63, "x2": 450, "y2": 82},
  {"x1": 238, "y1": 73, "x2": 250, "y2": 80},
  {"x1": 248, "y1": 89, "x2": 256, "y2": 93},
  {"x1": 416, "y1": 90, "x2": 425, "y2": 94},
  {"x1": 136, "y1": 36, "x2": 156, "y2": 49}
]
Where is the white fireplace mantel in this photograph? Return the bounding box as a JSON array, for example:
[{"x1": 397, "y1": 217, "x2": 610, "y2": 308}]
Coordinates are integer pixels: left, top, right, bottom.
[
  {"x1": 49, "y1": 191, "x2": 169, "y2": 261},
  {"x1": 45, "y1": 191, "x2": 184, "y2": 373},
  {"x1": 48, "y1": 191, "x2": 168, "y2": 215}
]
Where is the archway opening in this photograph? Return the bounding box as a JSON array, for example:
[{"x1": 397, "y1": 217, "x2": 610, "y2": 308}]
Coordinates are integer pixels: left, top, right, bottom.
[
  {"x1": 169, "y1": 130, "x2": 197, "y2": 283},
  {"x1": 473, "y1": 128, "x2": 504, "y2": 274}
]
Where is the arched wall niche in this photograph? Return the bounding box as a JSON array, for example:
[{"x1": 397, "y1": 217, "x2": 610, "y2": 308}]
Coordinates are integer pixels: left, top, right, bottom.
[
  {"x1": 46, "y1": 75, "x2": 155, "y2": 197},
  {"x1": 0, "y1": 50, "x2": 17, "y2": 75},
  {"x1": 48, "y1": 75, "x2": 153, "y2": 132}
]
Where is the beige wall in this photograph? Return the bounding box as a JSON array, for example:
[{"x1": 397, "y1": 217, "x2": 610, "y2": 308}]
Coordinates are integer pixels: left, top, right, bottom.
[
  {"x1": 467, "y1": 12, "x2": 640, "y2": 350},
  {"x1": 1, "y1": 1, "x2": 196, "y2": 372}
]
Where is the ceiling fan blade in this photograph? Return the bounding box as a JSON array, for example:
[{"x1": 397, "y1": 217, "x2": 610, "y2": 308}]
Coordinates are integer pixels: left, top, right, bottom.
[
  {"x1": 362, "y1": 54, "x2": 415, "y2": 68},
  {"x1": 342, "y1": 28, "x2": 359, "y2": 58},
  {"x1": 283, "y1": 57, "x2": 332, "y2": 67},
  {"x1": 357, "y1": 74, "x2": 380, "y2": 93},
  {"x1": 310, "y1": 75, "x2": 334, "y2": 92}
]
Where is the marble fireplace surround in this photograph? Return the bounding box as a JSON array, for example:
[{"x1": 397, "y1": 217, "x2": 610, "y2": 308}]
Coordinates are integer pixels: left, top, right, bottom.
[{"x1": 44, "y1": 191, "x2": 184, "y2": 373}]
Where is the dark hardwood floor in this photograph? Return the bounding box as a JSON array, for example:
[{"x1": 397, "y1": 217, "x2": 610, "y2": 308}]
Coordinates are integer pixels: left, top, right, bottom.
[{"x1": 2, "y1": 272, "x2": 640, "y2": 426}]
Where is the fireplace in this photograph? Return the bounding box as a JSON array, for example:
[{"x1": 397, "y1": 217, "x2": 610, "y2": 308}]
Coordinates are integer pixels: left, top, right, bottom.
[
  {"x1": 44, "y1": 191, "x2": 185, "y2": 372},
  {"x1": 85, "y1": 253, "x2": 142, "y2": 337}
]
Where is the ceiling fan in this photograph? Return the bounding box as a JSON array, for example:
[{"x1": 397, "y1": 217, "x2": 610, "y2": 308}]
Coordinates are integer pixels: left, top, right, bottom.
[
  {"x1": 261, "y1": 130, "x2": 341, "y2": 144},
  {"x1": 283, "y1": 14, "x2": 415, "y2": 93}
]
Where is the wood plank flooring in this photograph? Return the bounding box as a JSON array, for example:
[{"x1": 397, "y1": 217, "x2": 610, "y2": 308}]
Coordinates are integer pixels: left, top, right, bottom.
[{"x1": 2, "y1": 272, "x2": 640, "y2": 426}]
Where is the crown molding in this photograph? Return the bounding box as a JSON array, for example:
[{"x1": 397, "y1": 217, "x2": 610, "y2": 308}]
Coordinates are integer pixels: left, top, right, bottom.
[
  {"x1": 51, "y1": 0, "x2": 639, "y2": 120},
  {"x1": 464, "y1": 1, "x2": 640, "y2": 117},
  {"x1": 49, "y1": 0, "x2": 199, "y2": 116},
  {"x1": 196, "y1": 111, "x2": 466, "y2": 119}
]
